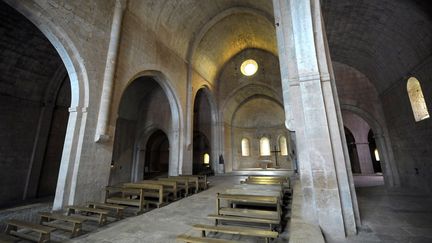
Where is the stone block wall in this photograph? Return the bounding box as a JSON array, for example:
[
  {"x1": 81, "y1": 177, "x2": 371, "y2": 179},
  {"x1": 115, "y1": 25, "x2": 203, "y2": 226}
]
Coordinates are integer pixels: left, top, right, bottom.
[{"x1": 381, "y1": 59, "x2": 432, "y2": 193}]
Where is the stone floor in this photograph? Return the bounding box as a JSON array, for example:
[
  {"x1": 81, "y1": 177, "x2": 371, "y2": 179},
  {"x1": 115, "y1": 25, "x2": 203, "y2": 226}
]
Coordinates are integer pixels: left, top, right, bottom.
[
  {"x1": 67, "y1": 175, "x2": 290, "y2": 243},
  {"x1": 328, "y1": 175, "x2": 432, "y2": 243}
]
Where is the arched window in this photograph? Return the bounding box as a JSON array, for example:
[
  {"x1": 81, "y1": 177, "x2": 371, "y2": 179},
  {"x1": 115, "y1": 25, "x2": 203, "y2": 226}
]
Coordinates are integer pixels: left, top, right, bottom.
[
  {"x1": 203, "y1": 153, "x2": 210, "y2": 164},
  {"x1": 260, "y1": 137, "x2": 271, "y2": 156},
  {"x1": 279, "y1": 136, "x2": 288, "y2": 156},
  {"x1": 407, "y1": 77, "x2": 429, "y2": 122},
  {"x1": 241, "y1": 138, "x2": 250, "y2": 156}
]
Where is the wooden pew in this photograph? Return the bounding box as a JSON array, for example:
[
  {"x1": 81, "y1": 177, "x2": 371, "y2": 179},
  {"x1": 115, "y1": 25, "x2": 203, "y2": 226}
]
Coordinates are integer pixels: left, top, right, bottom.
[
  {"x1": 176, "y1": 234, "x2": 241, "y2": 243},
  {"x1": 169, "y1": 176, "x2": 199, "y2": 194},
  {"x1": 105, "y1": 186, "x2": 147, "y2": 213},
  {"x1": 5, "y1": 219, "x2": 55, "y2": 243},
  {"x1": 211, "y1": 193, "x2": 281, "y2": 231},
  {"x1": 158, "y1": 177, "x2": 190, "y2": 196},
  {"x1": 193, "y1": 224, "x2": 278, "y2": 243},
  {"x1": 87, "y1": 202, "x2": 127, "y2": 219},
  {"x1": 66, "y1": 206, "x2": 109, "y2": 225},
  {"x1": 244, "y1": 176, "x2": 291, "y2": 191},
  {"x1": 135, "y1": 180, "x2": 178, "y2": 200},
  {"x1": 39, "y1": 212, "x2": 85, "y2": 237},
  {"x1": 123, "y1": 182, "x2": 166, "y2": 208},
  {"x1": 179, "y1": 175, "x2": 208, "y2": 190}
]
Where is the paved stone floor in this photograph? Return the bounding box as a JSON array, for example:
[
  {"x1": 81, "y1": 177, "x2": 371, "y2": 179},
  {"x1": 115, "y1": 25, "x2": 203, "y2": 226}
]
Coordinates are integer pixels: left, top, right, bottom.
[
  {"x1": 68, "y1": 175, "x2": 290, "y2": 243},
  {"x1": 328, "y1": 175, "x2": 432, "y2": 243},
  {"x1": 61, "y1": 175, "x2": 432, "y2": 243}
]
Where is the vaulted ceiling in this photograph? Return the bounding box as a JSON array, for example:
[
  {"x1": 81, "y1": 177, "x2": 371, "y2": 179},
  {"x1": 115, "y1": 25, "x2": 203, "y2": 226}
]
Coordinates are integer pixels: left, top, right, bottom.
[{"x1": 127, "y1": 0, "x2": 432, "y2": 92}]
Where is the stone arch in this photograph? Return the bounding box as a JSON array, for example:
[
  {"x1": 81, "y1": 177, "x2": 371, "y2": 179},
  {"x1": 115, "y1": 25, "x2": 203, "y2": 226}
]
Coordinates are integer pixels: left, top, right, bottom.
[
  {"x1": 341, "y1": 104, "x2": 400, "y2": 188},
  {"x1": 222, "y1": 83, "x2": 283, "y2": 124},
  {"x1": 186, "y1": 7, "x2": 274, "y2": 63},
  {"x1": 124, "y1": 70, "x2": 183, "y2": 177},
  {"x1": 3, "y1": 1, "x2": 91, "y2": 210},
  {"x1": 192, "y1": 86, "x2": 221, "y2": 174}
]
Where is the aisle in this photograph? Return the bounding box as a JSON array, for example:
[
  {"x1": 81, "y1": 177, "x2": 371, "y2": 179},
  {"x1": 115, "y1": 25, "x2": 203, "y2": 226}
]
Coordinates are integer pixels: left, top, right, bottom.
[{"x1": 68, "y1": 176, "x2": 247, "y2": 243}]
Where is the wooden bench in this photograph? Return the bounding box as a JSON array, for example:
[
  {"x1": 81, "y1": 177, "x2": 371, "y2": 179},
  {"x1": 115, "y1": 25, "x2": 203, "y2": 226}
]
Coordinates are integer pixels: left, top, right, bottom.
[
  {"x1": 193, "y1": 224, "x2": 278, "y2": 243},
  {"x1": 158, "y1": 177, "x2": 190, "y2": 196},
  {"x1": 39, "y1": 212, "x2": 85, "y2": 237},
  {"x1": 207, "y1": 214, "x2": 280, "y2": 229},
  {"x1": 87, "y1": 202, "x2": 127, "y2": 219},
  {"x1": 136, "y1": 180, "x2": 178, "y2": 200},
  {"x1": 176, "y1": 234, "x2": 240, "y2": 243},
  {"x1": 169, "y1": 176, "x2": 199, "y2": 194},
  {"x1": 0, "y1": 233, "x2": 20, "y2": 243},
  {"x1": 66, "y1": 206, "x2": 109, "y2": 225},
  {"x1": 105, "y1": 186, "x2": 147, "y2": 213},
  {"x1": 244, "y1": 176, "x2": 290, "y2": 191},
  {"x1": 214, "y1": 193, "x2": 281, "y2": 230},
  {"x1": 5, "y1": 219, "x2": 55, "y2": 243},
  {"x1": 179, "y1": 175, "x2": 208, "y2": 190},
  {"x1": 123, "y1": 183, "x2": 166, "y2": 208}
]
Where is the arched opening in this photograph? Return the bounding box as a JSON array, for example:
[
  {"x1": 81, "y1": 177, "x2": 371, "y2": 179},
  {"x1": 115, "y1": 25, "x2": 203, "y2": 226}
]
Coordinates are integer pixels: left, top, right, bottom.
[
  {"x1": 111, "y1": 76, "x2": 177, "y2": 184},
  {"x1": 345, "y1": 127, "x2": 361, "y2": 174},
  {"x1": 241, "y1": 138, "x2": 250, "y2": 156},
  {"x1": 192, "y1": 89, "x2": 214, "y2": 175},
  {"x1": 279, "y1": 136, "x2": 288, "y2": 156},
  {"x1": 144, "y1": 130, "x2": 169, "y2": 179},
  {"x1": 260, "y1": 137, "x2": 271, "y2": 156},
  {"x1": 368, "y1": 130, "x2": 382, "y2": 173},
  {"x1": 192, "y1": 132, "x2": 211, "y2": 175},
  {"x1": 0, "y1": 2, "x2": 72, "y2": 208},
  {"x1": 407, "y1": 77, "x2": 429, "y2": 122}
]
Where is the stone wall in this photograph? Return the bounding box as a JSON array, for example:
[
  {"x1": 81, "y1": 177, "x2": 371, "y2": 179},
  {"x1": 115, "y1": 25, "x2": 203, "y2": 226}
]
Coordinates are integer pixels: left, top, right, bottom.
[{"x1": 381, "y1": 59, "x2": 432, "y2": 193}]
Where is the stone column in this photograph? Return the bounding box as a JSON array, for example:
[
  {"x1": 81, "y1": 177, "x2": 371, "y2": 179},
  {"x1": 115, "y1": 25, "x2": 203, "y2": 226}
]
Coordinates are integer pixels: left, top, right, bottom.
[
  {"x1": 356, "y1": 142, "x2": 375, "y2": 174},
  {"x1": 94, "y1": 0, "x2": 127, "y2": 142},
  {"x1": 273, "y1": 0, "x2": 358, "y2": 238}
]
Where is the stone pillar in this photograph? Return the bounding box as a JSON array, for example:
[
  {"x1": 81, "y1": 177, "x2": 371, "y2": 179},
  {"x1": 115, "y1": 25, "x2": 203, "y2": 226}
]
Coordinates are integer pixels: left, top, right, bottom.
[
  {"x1": 356, "y1": 142, "x2": 374, "y2": 174},
  {"x1": 94, "y1": 0, "x2": 127, "y2": 142},
  {"x1": 273, "y1": 0, "x2": 358, "y2": 238}
]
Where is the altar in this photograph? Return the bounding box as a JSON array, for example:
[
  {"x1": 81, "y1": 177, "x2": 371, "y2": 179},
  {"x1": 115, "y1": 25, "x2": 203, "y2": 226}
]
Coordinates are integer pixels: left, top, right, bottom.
[{"x1": 258, "y1": 159, "x2": 273, "y2": 169}]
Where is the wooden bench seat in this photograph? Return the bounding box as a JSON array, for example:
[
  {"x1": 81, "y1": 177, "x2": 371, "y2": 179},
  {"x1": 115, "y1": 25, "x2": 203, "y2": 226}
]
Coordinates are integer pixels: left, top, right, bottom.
[
  {"x1": 158, "y1": 177, "x2": 190, "y2": 196},
  {"x1": 66, "y1": 206, "x2": 109, "y2": 225},
  {"x1": 5, "y1": 219, "x2": 55, "y2": 243},
  {"x1": 136, "y1": 180, "x2": 179, "y2": 200},
  {"x1": 176, "y1": 234, "x2": 240, "y2": 243},
  {"x1": 171, "y1": 176, "x2": 199, "y2": 193},
  {"x1": 87, "y1": 202, "x2": 127, "y2": 219},
  {"x1": 123, "y1": 183, "x2": 166, "y2": 208},
  {"x1": 39, "y1": 212, "x2": 85, "y2": 237},
  {"x1": 178, "y1": 175, "x2": 208, "y2": 190},
  {"x1": 193, "y1": 224, "x2": 278, "y2": 243},
  {"x1": 105, "y1": 186, "x2": 147, "y2": 213},
  {"x1": 0, "y1": 232, "x2": 20, "y2": 243},
  {"x1": 219, "y1": 207, "x2": 279, "y2": 220},
  {"x1": 207, "y1": 214, "x2": 279, "y2": 228}
]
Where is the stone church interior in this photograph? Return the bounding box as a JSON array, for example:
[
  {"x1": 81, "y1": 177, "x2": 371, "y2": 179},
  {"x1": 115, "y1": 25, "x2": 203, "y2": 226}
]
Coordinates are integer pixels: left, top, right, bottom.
[{"x1": 0, "y1": 0, "x2": 431, "y2": 242}]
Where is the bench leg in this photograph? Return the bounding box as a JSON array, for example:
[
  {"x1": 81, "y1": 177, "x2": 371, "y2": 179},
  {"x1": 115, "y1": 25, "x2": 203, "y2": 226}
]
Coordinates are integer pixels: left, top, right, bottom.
[
  {"x1": 5, "y1": 224, "x2": 17, "y2": 234},
  {"x1": 38, "y1": 232, "x2": 50, "y2": 243},
  {"x1": 71, "y1": 223, "x2": 82, "y2": 238},
  {"x1": 117, "y1": 209, "x2": 123, "y2": 219},
  {"x1": 99, "y1": 214, "x2": 107, "y2": 225}
]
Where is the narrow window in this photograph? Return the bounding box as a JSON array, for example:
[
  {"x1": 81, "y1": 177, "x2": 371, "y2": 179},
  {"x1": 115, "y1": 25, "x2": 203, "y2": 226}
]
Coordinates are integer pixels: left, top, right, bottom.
[
  {"x1": 241, "y1": 138, "x2": 250, "y2": 156},
  {"x1": 203, "y1": 153, "x2": 210, "y2": 165},
  {"x1": 279, "y1": 136, "x2": 288, "y2": 156},
  {"x1": 260, "y1": 137, "x2": 271, "y2": 156},
  {"x1": 407, "y1": 77, "x2": 429, "y2": 121}
]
